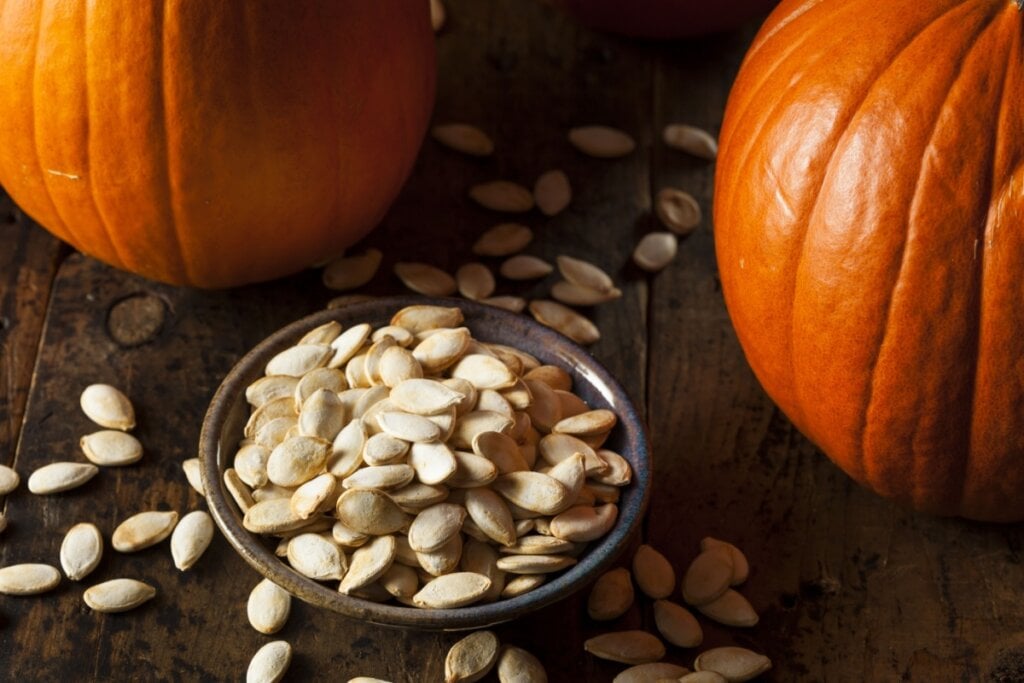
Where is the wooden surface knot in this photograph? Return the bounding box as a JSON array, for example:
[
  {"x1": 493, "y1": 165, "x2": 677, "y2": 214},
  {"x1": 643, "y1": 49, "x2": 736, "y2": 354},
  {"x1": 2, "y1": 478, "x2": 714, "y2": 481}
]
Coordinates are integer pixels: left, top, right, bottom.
[{"x1": 106, "y1": 293, "x2": 167, "y2": 347}]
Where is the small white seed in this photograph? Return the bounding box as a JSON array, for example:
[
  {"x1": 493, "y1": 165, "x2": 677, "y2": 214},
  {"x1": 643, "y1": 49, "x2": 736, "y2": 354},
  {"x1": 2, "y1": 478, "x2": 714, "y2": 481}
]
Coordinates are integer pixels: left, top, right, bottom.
[
  {"x1": 445, "y1": 630, "x2": 500, "y2": 683},
  {"x1": 496, "y1": 645, "x2": 547, "y2": 683},
  {"x1": 473, "y1": 223, "x2": 534, "y2": 257},
  {"x1": 246, "y1": 640, "x2": 292, "y2": 683},
  {"x1": 662, "y1": 123, "x2": 718, "y2": 159},
  {"x1": 0, "y1": 563, "x2": 61, "y2": 595},
  {"x1": 655, "y1": 188, "x2": 701, "y2": 235},
  {"x1": 27, "y1": 462, "x2": 99, "y2": 494},
  {"x1": 693, "y1": 647, "x2": 771, "y2": 682},
  {"x1": 83, "y1": 578, "x2": 156, "y2": 612},
  {"x1": 633, "y1": 232, "x2": 678, "y2": 273},
  {"x1": 653, "y1": 599, "x2": 703, "y2": 648},
  {"x1": 394, "y1": 262, "x2": 457, "y2": 297},
  {"x1": 568, "y1": 125, "x2": 636, "y2": 158},
  {"x1": 633, "y1": 544, "x2": 675, "y2": 599},
  {"x1": 583, "y1": 630, "x2": 665, "y2": 665},
  {"x1": 534, "y1": 169, "x2": 571, "y2": 216},
  {"x1": 469, "y1": 181, "x2": 534, "y2": 213},
  {"x1": 248, "y1": 578, "x2": 292, "y2": 635},
  {"x1": 170, "y1": 510, "x2": 214, "y2": 571},
  {"x1": 79, "y1": 430, "x2": 143, "y2": 466},
  {"x1": 413, "y1": 572, "x2": 491, "y2": 608},
  {"x1": 432, "y1": 123, "x2": 494, "y2": 157},
  {"x1": 588, "y1": 567, "x2": 634, "y2": 620},
  {"x1": 112, "y1": 510, "x2": 179, "y2": 552},
  {"x1": 80, "y1": 384, "x2": 135, "y2": 430}
]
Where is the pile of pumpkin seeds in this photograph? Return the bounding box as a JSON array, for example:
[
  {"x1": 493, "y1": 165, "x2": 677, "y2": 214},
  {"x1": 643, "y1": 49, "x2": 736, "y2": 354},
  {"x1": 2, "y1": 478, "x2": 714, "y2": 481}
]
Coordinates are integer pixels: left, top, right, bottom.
[
  {"x1": 230, "y1": 304, "x2": 632, "y2": 611},
  {"x1": 0, "y1": 384, "x2": 214, "y2": 613}
]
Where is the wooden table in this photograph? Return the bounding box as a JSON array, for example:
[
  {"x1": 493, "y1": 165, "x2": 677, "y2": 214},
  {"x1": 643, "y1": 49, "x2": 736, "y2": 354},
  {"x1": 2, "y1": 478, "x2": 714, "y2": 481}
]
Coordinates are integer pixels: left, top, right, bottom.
[{"x1": 2, "y1": 2, "x2": 1022, "y2": 680}]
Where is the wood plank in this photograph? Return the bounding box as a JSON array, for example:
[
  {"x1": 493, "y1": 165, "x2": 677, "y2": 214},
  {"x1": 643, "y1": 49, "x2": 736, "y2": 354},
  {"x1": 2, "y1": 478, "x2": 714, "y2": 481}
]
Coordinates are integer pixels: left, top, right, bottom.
[
  {"x1": 0, "y1": 190, "x2": 64, "y2": 464},
  {"x1": 646, "y1": 21, "x2": 1024, "y2": 683}
]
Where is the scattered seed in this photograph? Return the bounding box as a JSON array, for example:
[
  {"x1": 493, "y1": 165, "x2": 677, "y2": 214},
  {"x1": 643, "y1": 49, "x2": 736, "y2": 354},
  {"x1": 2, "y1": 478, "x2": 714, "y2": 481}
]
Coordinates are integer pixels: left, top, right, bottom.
[
  {"x1": 568, "y1": 126, "x2": 636, "y2": 158},
  {"x1": 469, "y1": 181, "x2": 534, "y2": 213},
  {"x1": 693, "y1": 647, "x2": 771, "y2": 682},
  {"x1": 551, "y1": 280, "x2": 622, "y2": 306},
  {"x1": 395, "y1": 262, "x2": 458, "y2": 297},
  {"x1": 613, "y1": 662, "x2": 690, "y2": 683},
  {"x1": 322, "y1": 248, "x2": 383, "y2": 291},
  {"x1": 246, "y1": 640, "x2": 292, "y2": 683},
  {"x1": 633, "y1": 544, "x2": 675, "y2": 599},
  {"x1": 83, "y1": 578, "x2": 156, "y2": 612},
  {"x1": 430, "y1": 0, "x2": 446, "y2": 31},
  {"x1": 588, "y1": 567, "x2": 634, "y2": 620},
  {"x1": 432, "y1": 123, "x2": 493, "y2": 157},
  {"x1": 534, "y1": 170, "x2": 571, "y2": 216},
  {"x1": 655, "y1": 188, "x2": 701, "y2": 235},
  {"x1": 480, "y1": 296, "x2": 527, "y2": 313},
  {"x1": 633, "y1": 232, "x2": 678, "y2": 273},
  {"x1": 112, "y1": 510, "x2": 179, "y2": 552},
  {"x1": 556, "y1": 255, "x2": 615, "y2": 293},
  {"x1": 583, "y1": 630, "x2": 665, "y2": 665},
  {"x1": 456, "y1": 263, "x2": 496, "y2": 301},
  {"x1": 499, "y1": 255, "x2": 553, "y2": 281},
  {"x1": 682, "y1": 545, "x2": 734, "y2": 606},
  {"x1": 79, "y1": 430, "x2": 143, "y2": 467},
  {"x1": 80, "y1": 384, "x2": 135, "y2": 430},
  {"x1": 171, "y1": 510, "x2": 214, "y2": 571},
  {"x1": 679, "y1": 672, "x2": 728, "y2": 683},
  {"x1": 653, "y1": 599, "x2": 703, "y2": 648},
  {"x1": 662, "y1": 124, "x2": 718, "y2": 159},
  {"x1": 248, "y1": 578, "x2": 292, "y2": 635},
  {"x1": 700, "y1": 537, "x2": 749, "y2": 585},
  {"x1": 696, "y1": 588, "x2": 759, "y2": 627},
  {"x1": 445, "y1": 630, "x2": 500, "y2": 683},
  {"x1": 473, "y1": 223, "x2": 534, "y2": 257},
  {"x1": 528, "y1": 300, "x2": 600, "y2": 345},
  {"x1": 0, "y1": 464, "x2": 19, "y2": 495},
  {"x1": 0, "y1": 563, "x2": 61, "y2": 595},
  {"x1": 27, "y1": 462, "x2": 99, "y2": 495},
  {"x1": 496, "y1": 645, "x2": 547, "y2": 683}
]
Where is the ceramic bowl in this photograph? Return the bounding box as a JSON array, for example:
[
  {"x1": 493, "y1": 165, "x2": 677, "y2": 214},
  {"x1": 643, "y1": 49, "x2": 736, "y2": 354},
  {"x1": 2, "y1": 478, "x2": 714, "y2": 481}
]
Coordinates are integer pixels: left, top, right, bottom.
[{"x1": 199, "y1": 296, "x2": 650, "y2": 630}]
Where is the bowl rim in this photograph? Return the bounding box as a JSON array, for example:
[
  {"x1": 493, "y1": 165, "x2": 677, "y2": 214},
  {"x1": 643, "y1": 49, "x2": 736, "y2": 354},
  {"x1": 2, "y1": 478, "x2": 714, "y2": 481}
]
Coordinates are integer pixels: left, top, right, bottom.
[{"x1": 199, "y1": 295, "x2": 650, "y2": 630}]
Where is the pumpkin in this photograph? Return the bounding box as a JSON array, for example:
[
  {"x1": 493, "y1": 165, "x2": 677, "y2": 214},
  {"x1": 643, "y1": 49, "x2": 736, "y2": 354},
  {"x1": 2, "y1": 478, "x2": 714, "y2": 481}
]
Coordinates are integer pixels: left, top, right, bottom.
[
  {"x1": 551, "y1": 0, "x2": 778, "y2": 39},
  {"x1": 714, "y1": 0, "x2": 1024, "y2": 521},
  {"x1": 0, "y1": 2, "x2": 435, "y2": 288}
]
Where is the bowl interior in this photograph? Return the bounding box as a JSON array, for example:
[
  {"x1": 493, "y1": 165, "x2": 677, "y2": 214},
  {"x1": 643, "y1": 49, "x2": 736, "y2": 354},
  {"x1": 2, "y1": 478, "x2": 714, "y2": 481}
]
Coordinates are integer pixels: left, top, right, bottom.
[{"x1": 200, "y1": 296, "x2": 650, "y2": 630}]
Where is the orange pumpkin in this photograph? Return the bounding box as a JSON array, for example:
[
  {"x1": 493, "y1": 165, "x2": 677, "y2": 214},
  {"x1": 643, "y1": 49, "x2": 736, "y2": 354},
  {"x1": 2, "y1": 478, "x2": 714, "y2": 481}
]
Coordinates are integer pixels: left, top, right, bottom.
[
  {"x1": 0, "y1": 2, "x2": 435, "y2": 288},
  {"x1": 714, "y1": 0, "x2": 1024, "y2": 521}
]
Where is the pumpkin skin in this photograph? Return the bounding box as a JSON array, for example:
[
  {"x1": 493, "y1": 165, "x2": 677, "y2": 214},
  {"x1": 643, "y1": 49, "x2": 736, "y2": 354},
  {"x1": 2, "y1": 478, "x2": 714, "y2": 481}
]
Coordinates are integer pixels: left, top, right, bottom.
[
  {"x1": 714, "y1": 0, "x2": 1024, "y2": 521},
  {"x1": 0, "y1": 2, "x2": 435, "y2": 288},
  {"x1": 553, "y1": 0, "x2": 778, "y2": 39}
]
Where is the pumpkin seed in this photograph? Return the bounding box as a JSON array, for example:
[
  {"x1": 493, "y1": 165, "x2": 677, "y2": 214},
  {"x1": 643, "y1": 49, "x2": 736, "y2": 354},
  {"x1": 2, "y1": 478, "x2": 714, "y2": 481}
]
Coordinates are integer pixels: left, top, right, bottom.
[
  {"x1": 171, "y1": 510, "x2": 214, "y2": 571},
  {"x1": 349, "y1": 678, "x2": 393, "y2": 683},
  {"x1": 653, "y1": 599, "x2": 703, "y2": 648},
  {"x1": 554, "y1": 390, "x2": 587, "y2": 419},
  {"x1": 343, "y1": 464, "x2": 415, "y2": 491},
  {"x1": 295, "y1": 367, "x2": 347, "y2": 403},
  {"x1": 500, "y1": 535, "x2": 574, "y2": 556},
  {"x1": 266, "y1": 435, "x2": 330, "y2": 487},
  {"x1": 556, "y1": 255, "x2": 615, "y2": 293},
  {"x1": 80, "y1": 383, "x2": 135, "y2": 430},
  {"x1": 323, "y1": 248, "x2": 383, "y2": 291},
  {"x1": 378, "y1": 346, "x2": 423, "y2": 389},
  {"x1": 373, "y1": 325, "x2": 416, "y2": 347},
  {"x1": 461, "y1": 539, "x2": 506, "y2": 602},
  {"x1": 451, "y1": 354, "x2": 517, "y2": 390},
  {"x1": 339, "y1": 534, "x2": 396, "y2": 593},
  {"x1": 254, "y1": 416, "x2": 297, "y2": 450},
  {"x1": 335, "y1": 489, "x2": 409, "y2": 536},
  {"x1": 473, "y1": 431, "x2": 528, "y2": 474},
  {"x1": 592, "y1": 449, "x2": 632, "y2": 486},
  {"x1": 655, "y1": 188, "x2": 701, "y2": 235},
  {"x1": 549, "y1": 503, "x2": 617, "y2": 542},
  {"x1": 696, "y1": 588, "x2": 758, "y2": 627},
  {"x1": 246, "y1": 375, "x2": 299, "y2": 408},
  {"x1": 235, "y1": 444, "x2": 271, "y2": 488},
  {"x1": 568, "y1": 125, "x2": 636, "y2": 158},
  {"x1": 469, "y1": 181, "x2": 534, "y2": 213},
  {"x1": 112, "y1": 510, "x2": 179, "y2": 552},
  {"x1": 0, "y1": 563, "x2": 61, "y2": 595},
  {"x1": 538, "y1": 433, "x2": 604, "y2": 475},
  {"x1": 682, "y1": 545, "x2": 734, "y2": 606},
  {"x1": 496, "y1": 645, "x2": 547, "y2": 683},
  {"x1": 547, "y1": 453, "x2": 586, "y2": 499},
  {"x1": 588, "y1": 567, "x2": 634, "y2": 620},
  {"x1": 328, "y1": 323, "x2": 373, "y2": 368},
  {"x1": 225, "y1": 468, "x2": 255, "y2": 511},
  {"x1": 534, "y1": 169, "x2": 571, "y2": 216},
  {"x1": 432, "y1": 123, "x2": 494, "y2": 157},
  {"x1": 524, "y1": 365, "x2": 572, "y2": 392},
  {"x1": 500, "y1": 574, "x2": 546, "y2": 598},
  {"x1": 394, "y1": 262, "x2": 457, "y2": 297},
  {"x1": 377, "y1": 411, "x2": 443, "y2": 443},
  {"x1": 495, "y1": 554, "x2": 576, "y2": 574},
  {"x1": 79, "y1": 430, "x2": 143, "y2": 466},
  {"x1": 456, "y1": 263, "x2": 496, "y2": 301},
  {"x1": 413, "y1": 571, "x2": 491, "y2": 608},
  {"x1": 408, "y1": 503, "x2": 467, "y2": 553},
  {"x1": 287, "y1": 532, "x2": 347, "y2": 581},
  {"x1": 451, "y1": 411, "x2": 514, "y2": 449},
  {"x1": 553, "y1": 409, "x2": 616, "y2": 436},
  {"x1": 662, "y1": 123, "x2": 717, "y2": 159},
  {"x1": 633, "y1": 232, "x2": 678, "y2": 272},
  {"x1": 430, "y1": 0, "x2": 446, "y2": 31},
  {"x1": 327, "y1": 294, "x2": 377, "y2": 309},
  {"x1": 413, "y1": 327, "x2": 472, "y2": 373},
  {"x1": 359, "y1": 434, "x2": 407, "y2": 467},
  {"x1": 528, "y1": 300, "x2": 600, "y2": 345},
  {"x1": 298, "y1": 321, "x2": 342, "y2": 346},
  {"x1": 448, "y1": 451, "x2": 499, "y2": 488},
  {"x1": 700, "y1": 537, "x2": 749, "y2": 585},
  {"x1": 83, "y1": 578, "x2": 156, "y2": 612},
  {"x1": 583, "y1": 630, "x2": 665, "y2": 665},
  {"x1": 481, "y1": 296, "x2": 527, "y2": 313},
  {"x1": 613, "y1": 663, "x2": 690, "y2": 683},
  {"x1": 244, "y1": 498, "x2": 307, "y2": 534},
  {"x1": 298, "y1": 389, "x2": 346, "y2": 441},
  {"x1": 551, "y1": 280, "x2": 623, "y2": 306},
  {"x1": 0, "y1": 464, "x2": 19, "y2": 495},
  {"x1": 416, "y1": 533, "x2": 464, "y2": 576},
  {"x1": 246, "y1": 640, "x2": 292, "y2": 683},
  {"x1": 265, "y1": 343, "x2": 330, "y2": 377},
  {"x1": 445, "y1": 630, "x2": 500, "y2": 683},
  {"x1": 27, "y1": 461, "x2": 98, "y2": 494},
  {"x1": 332, "y1": 519, "x2": 370, "y2": 548},
  {"x1": 391, "y1": 305, "x2": 464, "y2": 333},
  {"x1": 59, "y1": 522, "x2": 103, "y2": 581},
  {"x1": 499, "y1": 255, "x2": 552, "y2": 280},
  {"x1": 472, "y1": 223, "x2": 534, "y2": 257},
  {"x1": 409, "y1": 441, "x2": 459, "y2": 485},
  {"x1": 390, "y1": 481, "x2": 450, "y2": 510},
  {"x1": 693, "y1": 647, "x2": 771, "y2": 682},
  {"x1": 248, "y1": 578, "x2": 292, "y2": 634},
  {"x1": 464, "y1": 487, "x2": 516, "y2": 547},
  {"x1": 633, "y1": 544, "x2": 675, "y2": 599},
  {"x1": 679, "y1": 672, "x2": 728, "y2": 683},
  {"x1": 380, "y1": 562, "x2": 419, "y2": 598},
  {"x1": 391, "y1": 378, "x2": 465, "y2": 416}
]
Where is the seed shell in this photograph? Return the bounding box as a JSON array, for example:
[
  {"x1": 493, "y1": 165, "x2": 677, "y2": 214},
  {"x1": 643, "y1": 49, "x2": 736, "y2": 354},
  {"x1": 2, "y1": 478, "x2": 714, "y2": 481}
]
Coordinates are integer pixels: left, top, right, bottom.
[
  {"x1": 59, "y1": 522, "x2": 103, "y2": 581},
  {"x1": 27, "y1": 462, "x2": 99, "y2": 495},
  {"x1": 395, "y1": 262, "x2": 457, "y2": 297},
  {"x1": 112, "y1": 510, "x2": 179, "y2": 552},
  {"x1": 534, "y1": 169, "x2": 571, "y2": 216},
  {"x1": 682, "y1": 545, "x2": 734, "y2": 606},
  {"x1": 432, "y1": 123, "x2": 494, "y2": 157},
  {"x1": 583, "y1": 630, "x2": 665, "y2": 665},
  {"x1": 633, "y1": 544, "x2": 675, "y2": 599},
  {"x1": 247, "y1": 640, "x2": 293, "y2": 683},
  {"x1": 633, "y1": 232, "x2": 678, "y2": 272},
  {"x1": 613, "y1": 663, "x2": 690, "y2": 683},
  {"x1": 472, "y1": 223, "x2": 534, "y2": 257},
  {"x1": 80, "y1": 384, "x2": 135, "y2": 430},
  {"x1": 568, "y1": 125, "x2": 636, "y2": 158},
  {"x1": 662, "y1": 123, "x2": 718, "y2": 159},
  {"x1": 445, "y1": 630, "x2": 500, "y2": 683},
  {"x1": 248, "y1": 578, "x2": 292, "y2": 635},
  {"x1": 413, "y1": 572, "x2": 491, "y2": 609},
  {"x1": 528, "y1": 300, "x2": 600, "y2": 345},
  {"x1": 83, "y1": 578, "x2": 156, "y2": 612},
  {"x1": 79, "y1": 430, "x2": 143, "y2": 466},
  {"x1": 696, "y1": 588, "x2": 759, "y2": 627},
  {"x1": 0, "y1": 464, "x2": 19, "y2": 495},
  {"x1": 588, "y1": 567, "x2": 634, "y2": 620},
  {"x1": 456, "y1": 263, "x2": 496, "y2": 301},
  {"x1": 339, "y1": 534, "x2": 397, "y2": 594},
  {"x1": 0, "y1": 563, "x2": 61, "y2": 595},
  {"x1": 469, "y1": 181, "x2": 534, "y2": 213},
  {"x1": 693, "y1": 647, "x2": 771, "y2": 682},
  {"x1": 655, "y1": 188, "x2": 701, "y2": 235},
  {"x1": 496, "y1": 645, "x2": 547, "y2": 683},
  {"x1": 171, "y1": 510, "x2": 214, "y2": 571}
]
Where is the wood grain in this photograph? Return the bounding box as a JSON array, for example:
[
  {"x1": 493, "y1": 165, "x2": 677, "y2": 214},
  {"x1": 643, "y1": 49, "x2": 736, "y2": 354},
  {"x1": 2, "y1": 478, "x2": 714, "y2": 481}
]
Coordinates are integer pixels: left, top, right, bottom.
[{"x1": 3, "y1": 0, "x2": 1022, "y2": 681}]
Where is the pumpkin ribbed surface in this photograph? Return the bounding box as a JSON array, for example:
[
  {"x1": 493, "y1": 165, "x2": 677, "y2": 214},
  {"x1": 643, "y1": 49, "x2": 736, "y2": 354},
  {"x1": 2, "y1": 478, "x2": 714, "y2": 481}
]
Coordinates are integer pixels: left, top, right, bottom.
[
  {"x1": 715, "y1": 0, "x2": 1024, "y2": 521},
  {"x1": 0, "y1": 1, "x2": 435, "y2": 287}
]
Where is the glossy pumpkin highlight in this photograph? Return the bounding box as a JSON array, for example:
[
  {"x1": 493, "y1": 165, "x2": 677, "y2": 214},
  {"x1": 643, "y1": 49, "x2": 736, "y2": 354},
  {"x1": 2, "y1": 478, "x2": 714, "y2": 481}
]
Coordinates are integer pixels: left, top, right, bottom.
[
  {"x1": 714, "y1": 0, "x2": 1024, "y2": 521},
  {"x1": 0, "y1": 2, "x2": 435, "y2": 288}
]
